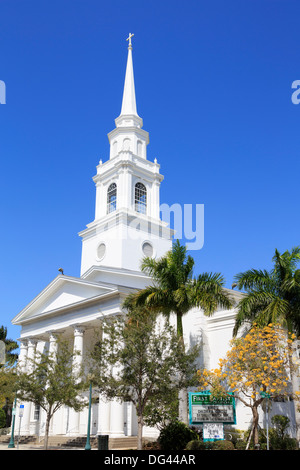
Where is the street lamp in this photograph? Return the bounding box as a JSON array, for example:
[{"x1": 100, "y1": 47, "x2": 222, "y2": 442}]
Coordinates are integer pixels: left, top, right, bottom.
[
  {"x1": 8, "y1": 397, "x2": 17, "y2": 448},
  {"x1": 85, "y1": 381, "x2": 92, "y2": 450},
  {"x1": 260, "y1": 391, "x2": 271, "y2": 450}
]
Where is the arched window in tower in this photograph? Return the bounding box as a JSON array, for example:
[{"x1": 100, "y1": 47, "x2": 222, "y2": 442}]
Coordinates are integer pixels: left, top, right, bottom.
[
  {"x1": 107, "y1": 183, "x2": 117, "y2": 213},
  {"x1": 135, "y1": 182, "x2": 147, "y2": 214}
]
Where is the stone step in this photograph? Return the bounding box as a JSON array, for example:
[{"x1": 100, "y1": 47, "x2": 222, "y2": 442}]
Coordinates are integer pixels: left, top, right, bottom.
[
  {"x1": 0, "y1": 433, "x2": 138, "y2": 449},
  {"x1": 110, "y1": 437, "x2": 138, "y2": 449},
  {"x1": 43, "y1": 435, "x2": 138, "y2": 449},
  {"x1": 0, "y1": 434, "x2": 37, "y2": 444}
]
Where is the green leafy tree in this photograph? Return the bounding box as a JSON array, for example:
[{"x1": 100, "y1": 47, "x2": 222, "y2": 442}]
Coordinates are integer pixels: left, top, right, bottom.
[
  {"x1": 143, "y1": 386, "x2": 179, "y2": 431},
  {"x1": 124, "y1": 240, "x2": 233, "y2": 421},
  {"x1": 0, "y1": 365, "x2": 17, "y2": 409},
  {"x1": 0, "y1": 327, "x2": 18, "y2": 427},
  {"x1": 16, "y1": 339, "x2": 86, "y2": 449},
  {"x1": 88, "y1": 307, "x2": 199, "y2": 450},
  {"x1": 233, "y1": 247, "x2": 300, "y2": 439},
  {"x1": 0, "y1": 326, "x2": 18, "y2": 366}
]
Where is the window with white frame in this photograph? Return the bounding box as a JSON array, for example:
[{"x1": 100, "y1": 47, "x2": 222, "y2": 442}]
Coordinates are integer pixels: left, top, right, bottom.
[
  {"x1": 135, "y1": 182, "x2": 147, "y2": 214},
  {"x1": 34, "y1": 404, "x2": 40, "y2": 421},
  {"x1": 107, "y1": 183, "x2": 117, "y2": 213}
]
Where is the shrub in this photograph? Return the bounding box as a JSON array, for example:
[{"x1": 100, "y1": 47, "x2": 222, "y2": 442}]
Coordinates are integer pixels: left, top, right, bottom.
[
  {"x1": 159, "y1": 420, "x2": 198, "y2": 451},
  {"x1": 212, "y1": 439, "x2": 235, "y2": 450},
  {"x1": 269, "y1": 415, "x2": 299, "y2": 450},
  {"x1": 185, "y1": 439, "x2": 213, "y2": 450},
  {"x1": 234, "y1": 439, "x2": 246, "y2": 450},
  {"x1": 143, "y1": 440, "x2": 161, "y2": 450},
  {"x1": 269, "y1": 431, "x2": 298, "y2": 450},
  {"x1": 0, "y1": 409, "x2": 6, "y2": 428},
  {"x1": 224, "y1": 426, "x2": 244, "y2": 447}
]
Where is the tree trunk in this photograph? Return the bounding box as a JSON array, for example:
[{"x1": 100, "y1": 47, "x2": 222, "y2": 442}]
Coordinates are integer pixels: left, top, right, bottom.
[
  {"x1": 137, "y1": 415, "x2": 143, "y2": 450},
  {"x1": 245, "y1": 423, "x2": 254, "y2": 450},
  {"x1": 178, "y1": 389, "x2": 188, "y2": 424},
  {"x1": 176, "y1": 313, "x2": 184, "y2": 342},
  {"x1": 44, "y1": 411, "x2": 51, "y2": 450},
  {"x1": 176, "y1": 312, "x2": 188, "y2": 423},
  {"x1": 252, "y1": 405, "x2": 260, "y2": 448}
]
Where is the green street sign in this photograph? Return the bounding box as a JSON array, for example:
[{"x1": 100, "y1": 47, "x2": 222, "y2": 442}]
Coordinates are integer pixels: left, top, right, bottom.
[{"x1": 260, "y1": 391, "x2": 271, "y2": 398}]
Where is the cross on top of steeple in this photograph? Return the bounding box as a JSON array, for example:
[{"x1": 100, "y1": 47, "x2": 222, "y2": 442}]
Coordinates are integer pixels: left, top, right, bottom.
[{"x1": 126, "y1": 33, "x2": 134, "y2": 49}]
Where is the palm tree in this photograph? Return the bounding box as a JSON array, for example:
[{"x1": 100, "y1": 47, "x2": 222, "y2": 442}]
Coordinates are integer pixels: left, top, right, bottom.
[
  {"x1": 0, "y1": 326, "x2": 18, "y2": 427},
  {"x1": 233, "y1": 247, "x2": 300, "y2": 337},
  {"x1": 124, "y1": 240, "x2": 233, "y2": 344},
  {"x1": 123, "y1": 240, "x2": 234, "y2": 422},
  {"x1": 0, "y1": 326, "x2": 18, "y2": 366}
]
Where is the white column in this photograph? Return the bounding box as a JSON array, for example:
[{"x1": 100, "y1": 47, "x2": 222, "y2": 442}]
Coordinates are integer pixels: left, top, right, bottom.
[
  {"x1": 48, "y1": 332, "x2": 58, "y2": 357},
  {"x1": 22, "y1": 338, "x2": 37, "y2": 434},
  {"x1": 41, "y1": 333, "x2": 58, "y2": 437},
  {"x1": 96, "y1": 321, "x2": 111, "y2": 436},
  {"x1": 36, "y1": 339, "x2": 46, "y2": 357},
  {"x1": 125, "y1": 402, "x2": 132, "y2": 436},
  {"x1": 95, "y1": 181, "x2": 102, "y2": 220},
  {"x1": 151, "y1": 177, "x2": 160, "y2": 219},
  {"x1": 26, "y1": 338, "x2": 37, "y2": 372},
  {"x1": 109, "y1": 355, "x2": 124, "y2": 437},
  {"x1": 109, "y1": 399, "x2": 125, "y2": 437},
  {"x1": 69, "y1": 326, "x2": 85, "y2": 435},
  {"x1": 73, "y1": 325, "x2": 84, "y2": 377},
  {"x1": 97, "y1": 395, "x2": 111, "y2": 435},
  {"x1": 119, "y1": 166, "x2": 127, "y2": 210},
  {"x1": 18, "y1": 339, "x2": 28, "y2": 372}
]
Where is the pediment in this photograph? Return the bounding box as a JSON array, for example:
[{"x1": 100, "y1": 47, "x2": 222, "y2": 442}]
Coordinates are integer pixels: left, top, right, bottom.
[
  {"x1": 12, "y1": 275, "x2": 115, "y2": 325},
  {"x1": 81, "y1": 264, "x2": 151, "y2": 290}
]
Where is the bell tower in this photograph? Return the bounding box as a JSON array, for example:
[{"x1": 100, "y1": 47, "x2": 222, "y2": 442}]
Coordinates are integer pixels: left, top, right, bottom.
[{"x1": 79, "y1": 35, "x2": 173, "y2": 276}]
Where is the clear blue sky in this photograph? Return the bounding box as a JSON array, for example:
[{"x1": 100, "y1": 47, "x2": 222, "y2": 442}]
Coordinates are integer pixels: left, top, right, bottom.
[{"x1": 1, "y1": 0, "x2": 300, "y2": 342}]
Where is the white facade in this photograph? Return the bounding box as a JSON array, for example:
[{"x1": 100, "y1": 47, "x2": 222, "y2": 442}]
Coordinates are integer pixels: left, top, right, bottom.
[{"x1": 11, "y1": 37, "x2": 298, "y2": 441}]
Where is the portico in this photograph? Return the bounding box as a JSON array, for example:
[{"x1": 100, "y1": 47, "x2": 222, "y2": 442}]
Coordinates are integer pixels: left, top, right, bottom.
[{"x1": 15, "y1": 304, "x2": 129, "y2": 438}]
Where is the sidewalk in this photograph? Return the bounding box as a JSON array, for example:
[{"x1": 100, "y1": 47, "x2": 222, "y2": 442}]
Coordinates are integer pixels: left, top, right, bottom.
[{"x1": 0, "y1": 442, "x2": 85, "y2": 450}]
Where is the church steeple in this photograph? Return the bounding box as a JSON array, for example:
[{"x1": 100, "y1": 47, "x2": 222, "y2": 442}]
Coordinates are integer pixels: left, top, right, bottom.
[
  {"x1": 115, "y1": 33, "x2": 143, "y2": 129},
  {"x1": 120, "y1": 33, "x2": 138, "y2": 117},
  {"x1": 79, "y1": 34, "x2": 173, "y2": 276}
]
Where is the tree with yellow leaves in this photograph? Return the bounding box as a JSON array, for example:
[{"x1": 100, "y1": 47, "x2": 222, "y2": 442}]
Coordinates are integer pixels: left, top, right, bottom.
[{"x1": 197, "y1": 324, "x2": 300, "y2": 449}]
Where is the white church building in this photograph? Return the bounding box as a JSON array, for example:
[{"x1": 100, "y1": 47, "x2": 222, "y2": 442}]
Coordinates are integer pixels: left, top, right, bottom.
[{"x1": 11, "y1": 35, "x2": 298, "y2": 442}]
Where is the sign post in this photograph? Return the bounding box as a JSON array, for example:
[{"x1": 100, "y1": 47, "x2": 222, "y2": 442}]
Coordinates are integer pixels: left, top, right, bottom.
[
  {"x1": 17, "y1": 404, "x2": 24, "y2": 449},
  {"x1": 189, "y1": 391, "x2": 236, "y2": 441},
  {"x1": 260, "y1": 391, "x2": 271, "y2": 450}
]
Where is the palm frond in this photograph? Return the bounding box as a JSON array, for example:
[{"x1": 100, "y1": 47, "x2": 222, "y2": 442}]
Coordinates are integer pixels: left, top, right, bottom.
[
  {"x1": 192, "y1": 272, "x2": 234, "y2": 316},
  {"x1": 234, "y1": 269, "x2": 274, "y2": 292},
  {"x1": 257, "y1": 297, "x2": 290, "y2": 328}
]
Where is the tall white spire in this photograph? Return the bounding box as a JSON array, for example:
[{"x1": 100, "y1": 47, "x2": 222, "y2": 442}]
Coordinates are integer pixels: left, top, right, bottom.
[
  {"x1": 120, "y1": 33, "x2": 138, "y2": 116},
  {"x1": 116, "y1": 33, "x2": 143, "y2": 128},
  {"x1": 79, "y1": 34, "x2": 172, "y2": 276}
]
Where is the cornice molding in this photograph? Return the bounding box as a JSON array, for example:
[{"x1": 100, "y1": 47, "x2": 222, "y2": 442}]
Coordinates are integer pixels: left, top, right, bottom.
[{"x1": 13, "y1": 289, "x2": 122, "y2": 326}]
